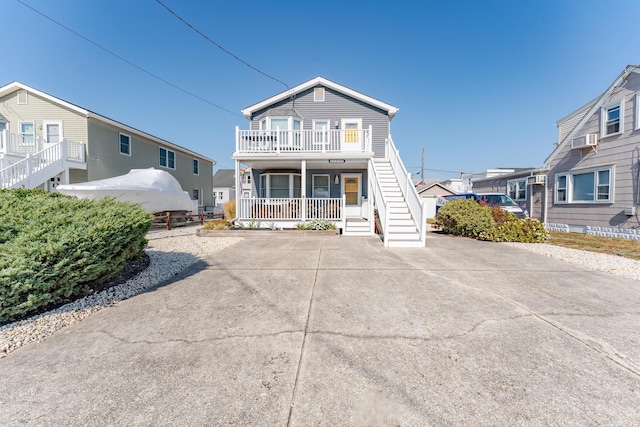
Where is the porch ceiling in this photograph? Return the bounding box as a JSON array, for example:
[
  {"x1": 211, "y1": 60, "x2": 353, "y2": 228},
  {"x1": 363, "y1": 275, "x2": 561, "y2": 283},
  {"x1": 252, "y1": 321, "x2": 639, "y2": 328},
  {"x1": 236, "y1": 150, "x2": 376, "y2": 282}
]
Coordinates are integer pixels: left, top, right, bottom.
[{"x1": 236, "y1": 158, "x2": 369, "y2": 170}]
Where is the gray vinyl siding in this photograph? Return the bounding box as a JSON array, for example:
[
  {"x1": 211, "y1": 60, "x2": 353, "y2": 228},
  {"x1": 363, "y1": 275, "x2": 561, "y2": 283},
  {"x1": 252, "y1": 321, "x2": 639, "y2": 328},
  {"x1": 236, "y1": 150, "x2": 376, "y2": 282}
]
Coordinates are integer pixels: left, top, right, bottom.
[
  {"x1": 557, "y1": 104, "x2": 591, "y2": 144},
  {"x1": 546, "y1": 72, "x2": 640, "y2": 228},
  {"x1": 251, "y1": 168, "x2": 368, "y2": 199},
  {"x1": 0, "y1": 90, "x2": 87, "y2": 143},
  {"x1": 249, "y1": 86, "x2": 390, "y2": 157},
  {"x1": 87, "y1": 118, "x2": 214, "y2": 206}
]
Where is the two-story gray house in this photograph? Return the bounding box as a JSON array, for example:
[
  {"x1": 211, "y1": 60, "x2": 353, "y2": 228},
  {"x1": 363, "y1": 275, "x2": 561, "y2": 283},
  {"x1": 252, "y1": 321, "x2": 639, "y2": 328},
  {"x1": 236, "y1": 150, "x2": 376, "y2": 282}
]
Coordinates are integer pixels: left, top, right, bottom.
[
  {"x1": 543, "y1": 64, "x2": 640, "y2": 239},
  {"x1": 232, "y1": 76, "x2": 426, "y2": 247},
  {"x1": 0, "y1": 81, "x2": 215, "y2": 207}
]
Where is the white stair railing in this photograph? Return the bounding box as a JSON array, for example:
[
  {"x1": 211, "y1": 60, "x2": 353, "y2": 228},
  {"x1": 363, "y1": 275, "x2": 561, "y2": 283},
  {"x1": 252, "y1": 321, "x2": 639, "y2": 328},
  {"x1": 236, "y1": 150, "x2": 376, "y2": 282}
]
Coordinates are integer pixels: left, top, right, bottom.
[
  {"x1": 369, "y1": 158, "x2": 391, "y2": 246},
  {"x1": 0, "y1": 139, "x2": 86, "y2": 189},
  {"x1": 385, "y1": 135, "x2": 427, "y2": 243}
]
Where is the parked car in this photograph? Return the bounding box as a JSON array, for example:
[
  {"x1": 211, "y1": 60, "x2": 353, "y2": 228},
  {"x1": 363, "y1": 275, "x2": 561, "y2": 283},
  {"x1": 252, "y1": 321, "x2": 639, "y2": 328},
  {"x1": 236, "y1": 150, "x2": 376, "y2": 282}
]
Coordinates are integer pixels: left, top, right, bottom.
[{"x1": 436, "y1": 193, "x2": 528, "y2": 219}]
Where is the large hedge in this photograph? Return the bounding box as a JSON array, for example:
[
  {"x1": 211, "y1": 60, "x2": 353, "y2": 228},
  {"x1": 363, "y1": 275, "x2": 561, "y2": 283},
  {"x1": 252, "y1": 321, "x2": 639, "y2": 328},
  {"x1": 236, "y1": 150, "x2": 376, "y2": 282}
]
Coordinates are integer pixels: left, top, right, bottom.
[
  {"x1": 0, "y1": 189, "x2": 152, "y2": 323},
  {"x1": 435, "y1": 199, "x2": 548, "y2": 243}
]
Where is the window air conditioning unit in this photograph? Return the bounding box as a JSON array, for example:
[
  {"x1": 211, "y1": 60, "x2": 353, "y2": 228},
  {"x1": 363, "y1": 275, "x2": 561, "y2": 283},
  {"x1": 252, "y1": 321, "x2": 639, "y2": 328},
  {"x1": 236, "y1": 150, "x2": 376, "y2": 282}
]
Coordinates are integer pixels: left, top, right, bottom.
[
  {"x1": 571, "y1": 134, "x2": 598, "y2": 149},
  {"x1": 527, "y1": 175, "x2": 546, "y2": 185}
]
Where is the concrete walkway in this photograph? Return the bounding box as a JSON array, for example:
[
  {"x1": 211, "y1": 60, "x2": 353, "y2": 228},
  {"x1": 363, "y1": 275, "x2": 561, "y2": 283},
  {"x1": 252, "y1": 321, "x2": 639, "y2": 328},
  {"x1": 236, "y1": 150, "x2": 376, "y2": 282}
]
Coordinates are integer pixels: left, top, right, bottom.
[{"x1": 1, "y1": 233, "x2": 639, "y2": 425}]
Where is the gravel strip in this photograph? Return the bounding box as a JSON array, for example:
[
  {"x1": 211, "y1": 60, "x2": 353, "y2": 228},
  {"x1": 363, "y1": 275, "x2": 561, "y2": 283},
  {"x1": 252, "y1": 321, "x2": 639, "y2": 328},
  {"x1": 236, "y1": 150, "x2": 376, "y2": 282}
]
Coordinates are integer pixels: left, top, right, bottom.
[
  {"x1": 504, "y1": 242, "x2": 640, "y2": 281},
  {"x1": 0, "y1": 227, "x2": 242, "y2": 357}
]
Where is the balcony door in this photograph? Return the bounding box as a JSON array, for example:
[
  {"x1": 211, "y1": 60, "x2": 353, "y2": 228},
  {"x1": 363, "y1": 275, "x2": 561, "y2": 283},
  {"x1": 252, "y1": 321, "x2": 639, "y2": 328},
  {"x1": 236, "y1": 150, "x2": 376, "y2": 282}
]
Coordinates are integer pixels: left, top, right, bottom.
[
  {"x1": 340, "y1": 119, "x2": 362, "y2": 151},
  {"x1": 43, "y1": 121, "x2": 63, "y2": 150}
]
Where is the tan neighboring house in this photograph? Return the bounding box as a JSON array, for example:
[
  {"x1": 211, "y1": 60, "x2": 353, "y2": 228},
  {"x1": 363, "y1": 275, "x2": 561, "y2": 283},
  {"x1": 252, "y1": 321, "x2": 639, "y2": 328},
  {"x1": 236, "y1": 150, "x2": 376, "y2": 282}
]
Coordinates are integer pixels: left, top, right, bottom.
[{"x1": 0, "y1": 81, "x2": 215, "y2": 207}]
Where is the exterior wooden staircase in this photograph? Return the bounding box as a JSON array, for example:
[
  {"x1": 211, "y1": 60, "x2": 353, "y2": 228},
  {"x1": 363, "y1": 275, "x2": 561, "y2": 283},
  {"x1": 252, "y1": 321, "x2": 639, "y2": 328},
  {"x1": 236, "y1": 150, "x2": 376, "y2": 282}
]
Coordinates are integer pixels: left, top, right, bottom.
[{"x1": 372, "y1": 158, "x2": 424, "y2": 247}]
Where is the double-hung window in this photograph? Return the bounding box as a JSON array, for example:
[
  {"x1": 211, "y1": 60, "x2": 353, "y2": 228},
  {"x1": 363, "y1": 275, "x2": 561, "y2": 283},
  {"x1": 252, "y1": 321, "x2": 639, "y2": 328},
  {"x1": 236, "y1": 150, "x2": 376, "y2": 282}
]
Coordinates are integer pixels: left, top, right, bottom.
[
  {"x1": 119, "y1": 133, "x2": 131, "y2": 155},
  {"x1": 19, "y1": 122, "x2": 34, "y2": 145},
  {"x1": 507, "y1": 178, "x2": 527, "y2": 201},
  {"x1": 600, "y1": 99, "x2": 624, "y2": 137},
  {"x1": 193, "y1": 159, "x2": 199, "y2": 175},
  {"x1": 159, "y1": 147, "x2": 175, "y2": 169},
  {"x1": 555, "y1": 166, "x2": 613, "y2": 204},
  {"x1": 312, "y1": 174, "x2": 330, "y2": 198}
]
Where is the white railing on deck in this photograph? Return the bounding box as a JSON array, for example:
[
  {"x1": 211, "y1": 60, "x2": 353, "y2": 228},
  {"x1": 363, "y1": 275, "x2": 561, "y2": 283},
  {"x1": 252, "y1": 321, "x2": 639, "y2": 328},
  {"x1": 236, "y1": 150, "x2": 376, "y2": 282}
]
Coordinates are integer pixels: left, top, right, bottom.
[
  {"x1": 0, "y1": 139, "x2": 86, "y2": 189},
  {"x1": 386, "y1": 135, "x2": 427, "y2": 243},
  {"x1": 238, "y1": 197, "x2": 343, "y2": 221},
  {"x1": 235, "y1": 127, "x2": 372, "y2": 154}
]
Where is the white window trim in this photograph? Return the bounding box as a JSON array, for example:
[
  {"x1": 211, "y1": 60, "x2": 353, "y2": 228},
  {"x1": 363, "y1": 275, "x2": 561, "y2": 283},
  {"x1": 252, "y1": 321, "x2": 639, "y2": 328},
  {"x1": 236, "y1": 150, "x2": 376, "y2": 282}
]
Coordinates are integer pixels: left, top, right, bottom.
[
  {"x1": 312, "y1": 119, "x2": 330, "y2": 145},
  {"x1": 119, "y1": 132, "x2": 131, "y2": 156},
  {"x1": 192, "y1": 188, "x2": 202, "y2": 205},
  {"x1": 18, "y1": 121, "x2": 35, "y2": 146},
  {"x1": 259, "y1": 173, "x2": 302, "y2": 198},
  {"x1": 635, "y1": 93, "x2": 640, "y2": 130},
  {"x1": 159, "y1": 147, "x2": 176, "y2": 169},
  {"x1": 600, "y1": 99, "x2": 624, "y2": 138},
  {"x1": 314, "y1": 87, "x2": 325, "y2": 102},
  {"x1": 507, "y1": 178, "x2": 527, "y2": 201},
  {"x1": 312, "y1": 174, "x2": 330, "y2": 198},
  {"x1": 260, "y1": 116, "x2": 303, "y2": 130},
  {"x1": 193, "y1": 158, "x2": 199, "y2": 175},
  {"x1": 554, "y1": 165, "x2": 614, "y2": 204}
]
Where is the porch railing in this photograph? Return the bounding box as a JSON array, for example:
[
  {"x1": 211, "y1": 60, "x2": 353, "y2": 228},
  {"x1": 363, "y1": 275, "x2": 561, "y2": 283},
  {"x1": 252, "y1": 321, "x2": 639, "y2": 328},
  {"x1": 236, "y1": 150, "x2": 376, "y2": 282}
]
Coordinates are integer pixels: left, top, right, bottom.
[
  {"x1": 235, "y1": 127, "x2": 372, "y2": 154},
  {"x1": 0, "y1": 130, "x2": 86, "y2": 161},
  {"x1": 237, "y1": 197, "x2": 344, "y2": 221}
]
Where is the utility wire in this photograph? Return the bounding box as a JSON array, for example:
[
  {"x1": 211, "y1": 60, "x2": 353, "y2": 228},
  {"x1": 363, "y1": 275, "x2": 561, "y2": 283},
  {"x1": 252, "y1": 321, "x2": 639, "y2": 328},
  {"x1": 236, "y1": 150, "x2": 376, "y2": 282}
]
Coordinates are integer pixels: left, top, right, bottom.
[
  {"x1": 155, "y1": 0, "x2": 289, "y2": 89},
  {"x1": 15, "y1": 0, "x2": 243, "y2": 119}
]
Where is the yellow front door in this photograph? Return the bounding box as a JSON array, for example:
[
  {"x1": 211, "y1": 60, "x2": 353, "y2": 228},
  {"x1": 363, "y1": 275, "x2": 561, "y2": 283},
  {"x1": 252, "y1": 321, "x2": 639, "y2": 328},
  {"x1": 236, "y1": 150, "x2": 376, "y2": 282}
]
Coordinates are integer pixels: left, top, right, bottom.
[{"x1": 343, "y1": 174, "x2": 361, "y2": 217}]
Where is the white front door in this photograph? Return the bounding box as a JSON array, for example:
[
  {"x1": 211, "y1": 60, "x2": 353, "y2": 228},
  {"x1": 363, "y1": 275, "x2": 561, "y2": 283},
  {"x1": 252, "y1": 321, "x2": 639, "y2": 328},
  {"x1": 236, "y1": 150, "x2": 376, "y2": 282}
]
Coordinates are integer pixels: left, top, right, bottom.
[
  {"x1": 341, "y1": 118, "x2": 362, "y2": 151},
  {"x1": 342, "y1": 173, "x2": 362, "y2": 217},
  {"x1": 43, "y1": 121, "x2": 63, "y2": 149}
]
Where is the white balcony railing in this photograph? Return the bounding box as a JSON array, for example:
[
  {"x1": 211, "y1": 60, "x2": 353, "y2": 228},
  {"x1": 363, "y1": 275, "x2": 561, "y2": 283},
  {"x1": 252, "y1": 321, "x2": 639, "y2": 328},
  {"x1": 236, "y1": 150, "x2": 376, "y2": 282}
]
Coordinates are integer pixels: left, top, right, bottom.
[
  {"x1": 237, "y1": 197, "x2": 344, "y2": 221},
  {"x1": 235, "y1": 126, "x2": 372, "y2": 154},
  {"x1": 0, "y1": 138, "x2": 86, "y2": 189}
]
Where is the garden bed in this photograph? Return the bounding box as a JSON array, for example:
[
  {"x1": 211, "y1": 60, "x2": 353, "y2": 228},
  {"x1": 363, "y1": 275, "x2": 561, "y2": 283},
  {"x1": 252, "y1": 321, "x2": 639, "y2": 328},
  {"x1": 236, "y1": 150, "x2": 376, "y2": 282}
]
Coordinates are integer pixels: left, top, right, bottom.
[{"x1": 196, "y1": 228, "x2": 340, "y2": 238}]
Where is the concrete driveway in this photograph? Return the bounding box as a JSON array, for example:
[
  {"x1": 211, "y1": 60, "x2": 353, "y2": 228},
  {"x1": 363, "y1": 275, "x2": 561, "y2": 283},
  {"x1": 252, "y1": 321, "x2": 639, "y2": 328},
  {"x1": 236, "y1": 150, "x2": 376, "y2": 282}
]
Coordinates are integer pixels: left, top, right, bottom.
[{"x1": 1, "y1": 233, "x2": 639, "y2": 425}]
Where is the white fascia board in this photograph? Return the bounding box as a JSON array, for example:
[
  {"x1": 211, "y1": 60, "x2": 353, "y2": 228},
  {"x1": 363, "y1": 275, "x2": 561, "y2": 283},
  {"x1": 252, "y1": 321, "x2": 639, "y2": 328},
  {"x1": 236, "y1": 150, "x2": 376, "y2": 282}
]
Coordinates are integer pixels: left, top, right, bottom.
[
  {"x1": 0, "y1": 81, "x2": 214, "y2": 164},
  {"x1": 241, "y1": 76, "x2": 399, "y2": 120},
  {"x1": 0, "y1": 81, "x2": 89, "y2": 116},
  {"x1": 87, "y1": 112, "x2": 214, "y2": 163},
  {"x1": 544, "y1": 66, "x2": 634, "y2": 168}
]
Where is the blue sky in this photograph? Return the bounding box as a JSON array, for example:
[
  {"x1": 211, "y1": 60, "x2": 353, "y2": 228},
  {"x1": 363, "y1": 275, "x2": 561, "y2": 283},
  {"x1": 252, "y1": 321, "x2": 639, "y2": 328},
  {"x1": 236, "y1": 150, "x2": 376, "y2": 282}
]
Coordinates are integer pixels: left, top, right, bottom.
[{"x1": 2, "y1": 0, "x2": 639, "y2": 179}]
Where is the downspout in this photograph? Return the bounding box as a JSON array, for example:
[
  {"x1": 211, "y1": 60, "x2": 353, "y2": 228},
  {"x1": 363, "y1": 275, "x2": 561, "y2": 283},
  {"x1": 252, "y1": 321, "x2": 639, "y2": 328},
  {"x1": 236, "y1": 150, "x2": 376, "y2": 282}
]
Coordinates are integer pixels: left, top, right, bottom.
[{"x1": 233, "y1": 159, "x2": 240, "y2": 223}]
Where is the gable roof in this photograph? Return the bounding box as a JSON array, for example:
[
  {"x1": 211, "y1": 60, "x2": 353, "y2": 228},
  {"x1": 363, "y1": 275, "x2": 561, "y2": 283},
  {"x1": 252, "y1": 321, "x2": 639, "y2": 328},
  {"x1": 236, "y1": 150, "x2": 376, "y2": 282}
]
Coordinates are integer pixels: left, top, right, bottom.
[
  {"x1": 241, "y1": 76, "x2": 399, "y2": 120},
  {"x1": 544, "y1": 64, "x2": 640, "y2": 168},
  {"x1": 212, "y1": 169, "x2": 236, "y2": 188},
  {"x1": 416, "y1": 181, "x2": 456, "y2": 195},
  {"x1": 0, "y1": 81, "x2": 214, "y2": 163}
]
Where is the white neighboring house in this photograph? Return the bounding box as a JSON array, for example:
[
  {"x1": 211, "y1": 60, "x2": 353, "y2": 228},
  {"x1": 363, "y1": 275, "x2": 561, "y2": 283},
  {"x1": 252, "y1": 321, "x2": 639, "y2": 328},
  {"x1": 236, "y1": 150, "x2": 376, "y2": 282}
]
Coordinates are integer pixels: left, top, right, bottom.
[{"x1": 212, "y1": 169, "x2": 236, "y2": 207}]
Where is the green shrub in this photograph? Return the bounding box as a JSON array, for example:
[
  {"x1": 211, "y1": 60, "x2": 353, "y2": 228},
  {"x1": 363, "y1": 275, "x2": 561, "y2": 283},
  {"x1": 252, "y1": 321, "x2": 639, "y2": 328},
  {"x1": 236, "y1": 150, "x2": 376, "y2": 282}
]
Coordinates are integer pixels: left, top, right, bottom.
[
  {"x1": 0, "y1": 189, "x2": 152, "y2": 323},
  {"x1": 297, "y1": 219, "x2": 336, "y2": 230},
  {"x1": 435, "y1": 199, "x2": 495, "y2": 238},
  {"x1": 436, "y1": 200, "x2": 548, "y2": 243}
]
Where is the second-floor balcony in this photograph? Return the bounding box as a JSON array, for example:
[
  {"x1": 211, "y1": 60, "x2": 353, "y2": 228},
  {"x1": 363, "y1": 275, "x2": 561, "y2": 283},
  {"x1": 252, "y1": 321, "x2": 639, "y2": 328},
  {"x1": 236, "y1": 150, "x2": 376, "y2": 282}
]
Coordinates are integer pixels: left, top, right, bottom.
[{"x1": 235, "y1": 126, "x2": 372, "y2": 155}]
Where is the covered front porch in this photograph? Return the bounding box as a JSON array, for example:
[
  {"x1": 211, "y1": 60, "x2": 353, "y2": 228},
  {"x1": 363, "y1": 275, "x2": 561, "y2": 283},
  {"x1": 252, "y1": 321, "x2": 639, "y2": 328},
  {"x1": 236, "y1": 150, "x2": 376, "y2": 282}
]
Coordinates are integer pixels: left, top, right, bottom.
[{"x1": 232, "y1": 156, "x2": 374, "y2": 234}]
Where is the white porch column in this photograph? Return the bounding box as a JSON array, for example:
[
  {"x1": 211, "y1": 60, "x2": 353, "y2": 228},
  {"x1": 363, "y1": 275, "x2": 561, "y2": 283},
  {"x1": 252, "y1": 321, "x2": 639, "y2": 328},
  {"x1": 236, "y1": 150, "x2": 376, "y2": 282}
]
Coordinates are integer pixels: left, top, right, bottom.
[
  {"x1": 301, "y1": 160, "x2": 307, "y2": 221},
  {"x1": 234, "y1": 160, "x2": 240, "y2": 221}
]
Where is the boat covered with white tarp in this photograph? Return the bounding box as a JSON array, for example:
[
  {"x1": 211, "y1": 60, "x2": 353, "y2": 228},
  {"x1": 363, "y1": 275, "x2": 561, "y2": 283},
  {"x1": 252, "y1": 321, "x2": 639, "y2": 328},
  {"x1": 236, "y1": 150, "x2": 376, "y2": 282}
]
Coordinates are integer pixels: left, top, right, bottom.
[{"x1": 57, "y1": 168, "x2": 197, "y2": 213}]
